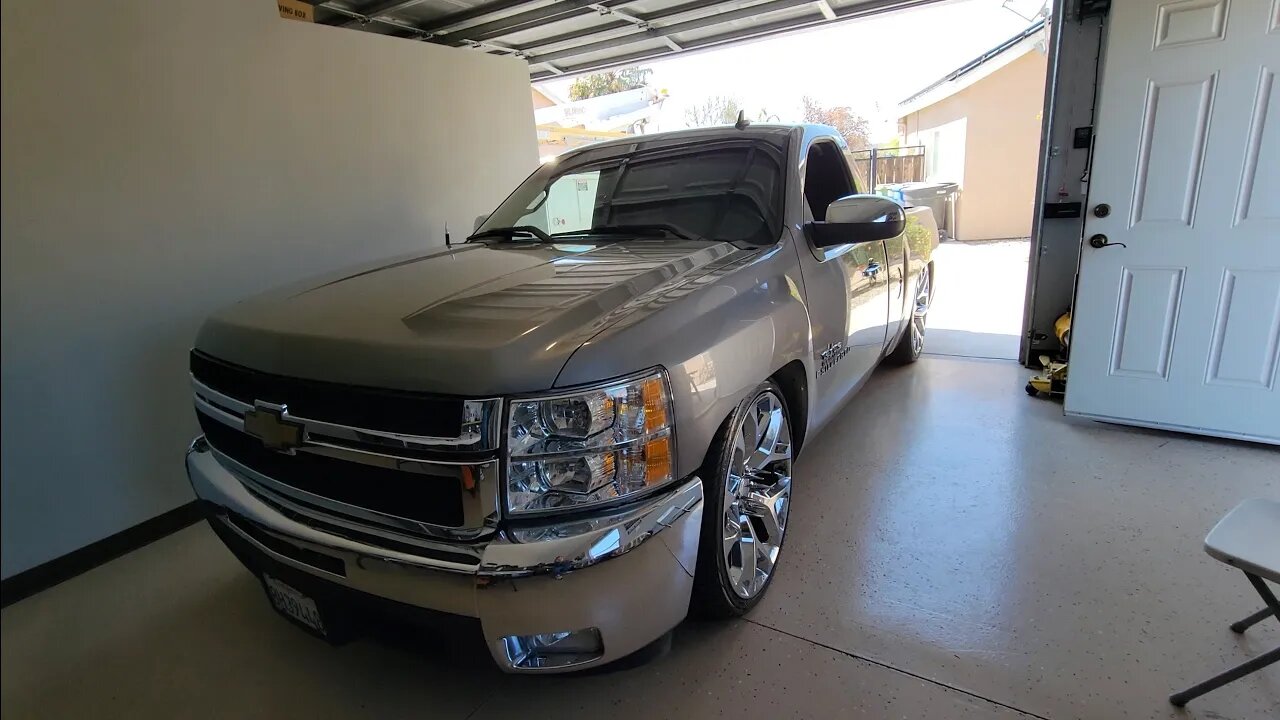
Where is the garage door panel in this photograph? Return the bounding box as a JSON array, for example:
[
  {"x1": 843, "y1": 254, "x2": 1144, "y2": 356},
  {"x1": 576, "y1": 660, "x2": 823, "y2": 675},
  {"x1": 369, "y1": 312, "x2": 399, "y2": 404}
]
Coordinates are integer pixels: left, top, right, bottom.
[{"x1": 318, "y1": 0, "x2": 960, "y2": 79}]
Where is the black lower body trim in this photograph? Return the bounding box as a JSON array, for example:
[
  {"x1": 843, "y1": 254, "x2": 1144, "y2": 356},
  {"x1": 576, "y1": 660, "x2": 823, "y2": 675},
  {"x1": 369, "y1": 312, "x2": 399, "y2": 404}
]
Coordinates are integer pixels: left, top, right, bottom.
[{"x1": 1, "y1": 501, "x2": 204, "y2": 608}]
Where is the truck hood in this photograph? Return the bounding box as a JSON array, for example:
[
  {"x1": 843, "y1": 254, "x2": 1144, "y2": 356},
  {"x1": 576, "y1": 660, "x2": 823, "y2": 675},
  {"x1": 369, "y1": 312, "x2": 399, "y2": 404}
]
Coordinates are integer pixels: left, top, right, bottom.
[{"x1": 196, "y1": 239, "x2": 740, "y2": 395}]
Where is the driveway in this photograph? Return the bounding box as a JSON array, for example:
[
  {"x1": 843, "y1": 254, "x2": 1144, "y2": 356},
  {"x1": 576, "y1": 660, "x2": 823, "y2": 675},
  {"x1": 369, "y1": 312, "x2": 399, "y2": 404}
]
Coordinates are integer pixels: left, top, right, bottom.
[{"x1": 926, "y1": 239, "x2": 1031, "y2": 361}]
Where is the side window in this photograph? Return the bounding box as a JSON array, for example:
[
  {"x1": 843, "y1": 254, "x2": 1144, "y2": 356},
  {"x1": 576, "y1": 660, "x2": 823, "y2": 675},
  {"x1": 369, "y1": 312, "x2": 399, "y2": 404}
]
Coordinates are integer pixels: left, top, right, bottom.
[{"x1": 803, "y1": 142, "x2": 856, "y2": 221}]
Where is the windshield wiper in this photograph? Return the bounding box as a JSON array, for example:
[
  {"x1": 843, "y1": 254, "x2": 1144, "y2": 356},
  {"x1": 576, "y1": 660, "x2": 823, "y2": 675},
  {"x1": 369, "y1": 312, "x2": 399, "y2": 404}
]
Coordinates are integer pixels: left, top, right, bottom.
[
  {"x1": 552, "y1": 224, "x2": 708, "y2": 242},
  {"x1": 467, "y1": 225, "x2": 554, "y2": 243}
]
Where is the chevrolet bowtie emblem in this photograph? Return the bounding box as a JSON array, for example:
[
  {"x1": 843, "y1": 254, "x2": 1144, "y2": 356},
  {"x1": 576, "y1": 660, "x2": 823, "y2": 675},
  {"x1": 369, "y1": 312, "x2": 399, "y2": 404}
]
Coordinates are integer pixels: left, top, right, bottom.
[{"x1": 243, "y1": 402, "x2": 304, "y2": 452}]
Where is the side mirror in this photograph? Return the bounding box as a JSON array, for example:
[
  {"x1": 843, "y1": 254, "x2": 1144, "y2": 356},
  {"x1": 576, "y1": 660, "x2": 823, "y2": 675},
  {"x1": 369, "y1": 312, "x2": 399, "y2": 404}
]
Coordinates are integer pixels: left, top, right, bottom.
[
  {"x1": 473, "y1": 214, "x2": 489, "y2": 233},
  {"x1": 806, "y1": 195, "x2": 906, "y2": 248}
]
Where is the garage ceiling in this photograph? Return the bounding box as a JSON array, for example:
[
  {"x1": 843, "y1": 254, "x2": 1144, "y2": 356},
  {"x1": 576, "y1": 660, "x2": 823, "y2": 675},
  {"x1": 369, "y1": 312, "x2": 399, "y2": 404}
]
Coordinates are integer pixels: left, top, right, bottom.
[{"x1": 312, "y1": 0, "x2": 946, "y2": 80}]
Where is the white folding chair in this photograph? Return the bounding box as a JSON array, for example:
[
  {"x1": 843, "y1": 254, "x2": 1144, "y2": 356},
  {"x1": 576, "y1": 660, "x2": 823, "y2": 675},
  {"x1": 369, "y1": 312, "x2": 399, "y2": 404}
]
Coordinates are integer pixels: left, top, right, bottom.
[{"x1": 1170, "y1": 498, "x2": 1280, "y2": 707}]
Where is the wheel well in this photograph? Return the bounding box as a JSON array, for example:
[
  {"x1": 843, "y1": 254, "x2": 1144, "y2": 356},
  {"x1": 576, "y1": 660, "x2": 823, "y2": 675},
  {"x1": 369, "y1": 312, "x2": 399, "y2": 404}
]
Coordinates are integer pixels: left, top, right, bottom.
[{"x1": 771, "y1": 360, "x2": 809, "y2": 457}]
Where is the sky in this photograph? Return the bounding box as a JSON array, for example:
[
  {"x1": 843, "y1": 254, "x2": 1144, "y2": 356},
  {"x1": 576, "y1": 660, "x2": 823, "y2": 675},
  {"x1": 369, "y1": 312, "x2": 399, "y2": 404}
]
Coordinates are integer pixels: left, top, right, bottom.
[{"x1": 536, "y1": 0, "x2": 1045, "y2": 142}]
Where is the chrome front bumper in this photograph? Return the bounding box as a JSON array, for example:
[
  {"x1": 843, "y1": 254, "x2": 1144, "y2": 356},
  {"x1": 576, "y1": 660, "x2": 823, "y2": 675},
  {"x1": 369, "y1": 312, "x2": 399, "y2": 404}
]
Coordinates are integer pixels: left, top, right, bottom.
[{"x1": 186, "y1": 438, "x2": 704, "y2": 672}]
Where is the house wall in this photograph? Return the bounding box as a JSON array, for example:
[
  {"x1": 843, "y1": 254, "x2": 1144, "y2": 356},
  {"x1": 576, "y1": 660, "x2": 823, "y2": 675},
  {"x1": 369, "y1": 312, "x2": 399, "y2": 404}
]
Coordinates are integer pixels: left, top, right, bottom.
[
  {"x1": 0, "y1": 0, "x2": 538, "y2": 578},
  {"x1": 902, "y1": 50, "x2": 1048, "y2": 241},
  {"x1": 532, "y1": 88, "x2": 558, "y2": 109}
]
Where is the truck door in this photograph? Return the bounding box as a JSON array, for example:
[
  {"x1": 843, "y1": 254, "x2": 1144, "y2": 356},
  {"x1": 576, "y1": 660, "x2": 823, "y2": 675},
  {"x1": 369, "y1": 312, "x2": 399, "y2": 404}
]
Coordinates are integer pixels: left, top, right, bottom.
[{"x1": 794, "y1": 139, "x2": 891, "y2": 425}]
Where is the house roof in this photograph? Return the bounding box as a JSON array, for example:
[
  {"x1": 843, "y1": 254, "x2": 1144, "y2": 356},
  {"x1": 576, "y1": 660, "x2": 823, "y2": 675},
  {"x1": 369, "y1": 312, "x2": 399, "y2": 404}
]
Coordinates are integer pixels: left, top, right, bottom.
[{"x1": 898, "y1": 18, "x2": 1046, "y2": 115}]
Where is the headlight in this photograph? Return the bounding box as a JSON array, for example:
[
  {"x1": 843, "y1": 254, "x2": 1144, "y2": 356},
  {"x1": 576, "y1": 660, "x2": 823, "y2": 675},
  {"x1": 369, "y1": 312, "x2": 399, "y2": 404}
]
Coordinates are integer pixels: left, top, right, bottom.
[{"x1": 506, "y1": 369, "x2": 675, "y2": 516}]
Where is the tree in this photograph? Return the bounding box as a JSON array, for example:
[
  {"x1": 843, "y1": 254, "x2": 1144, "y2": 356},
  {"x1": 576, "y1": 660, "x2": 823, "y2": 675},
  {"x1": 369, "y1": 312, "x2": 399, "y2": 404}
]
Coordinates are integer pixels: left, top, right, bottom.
[
  {"x1": 568, "y1": 67, "x2": 652, "y2": 101},
  {"x1": 684, "y1": 96, "x2": 742, "y2": 128},
  {"x1": 800, "y1": 96, "x2": 872, "y2": 150}
]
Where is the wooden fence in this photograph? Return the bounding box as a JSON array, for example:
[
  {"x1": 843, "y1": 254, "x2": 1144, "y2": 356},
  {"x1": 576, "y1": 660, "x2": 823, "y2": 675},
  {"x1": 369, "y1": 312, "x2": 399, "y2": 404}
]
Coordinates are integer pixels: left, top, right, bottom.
[{"x1": 849, "y1": 146, "x2": 926, "y2": 190}]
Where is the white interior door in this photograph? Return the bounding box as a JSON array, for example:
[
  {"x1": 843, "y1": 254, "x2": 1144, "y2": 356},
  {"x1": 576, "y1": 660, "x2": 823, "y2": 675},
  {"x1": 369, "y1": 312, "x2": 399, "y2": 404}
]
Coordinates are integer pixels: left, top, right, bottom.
[{"x1": 1066, "y1": 0, "x2": 1280, "y2": 443}]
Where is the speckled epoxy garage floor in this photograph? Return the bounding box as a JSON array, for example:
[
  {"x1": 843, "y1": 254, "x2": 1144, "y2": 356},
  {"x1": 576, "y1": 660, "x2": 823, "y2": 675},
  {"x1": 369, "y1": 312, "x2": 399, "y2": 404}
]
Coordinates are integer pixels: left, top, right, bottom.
[{"x1": 3, "y1": 356, "x2": 1277, "y2": 719}]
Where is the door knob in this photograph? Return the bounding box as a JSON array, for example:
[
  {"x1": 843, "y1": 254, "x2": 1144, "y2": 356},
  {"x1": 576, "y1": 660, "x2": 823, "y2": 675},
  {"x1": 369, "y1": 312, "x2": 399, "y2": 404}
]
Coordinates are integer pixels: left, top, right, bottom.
[{"x1": 1089, "y1": 233, "x2": 1126, "y2": 249}]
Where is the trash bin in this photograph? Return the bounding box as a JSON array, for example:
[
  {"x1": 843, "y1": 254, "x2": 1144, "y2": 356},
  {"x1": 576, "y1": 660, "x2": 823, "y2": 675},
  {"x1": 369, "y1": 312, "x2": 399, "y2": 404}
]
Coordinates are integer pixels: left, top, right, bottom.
[
  {"x1": 877, "y1": 183, "x2": 907, "y2": 206},
  {"x1": 898, "y1": 182, "x2": 959, "y2": 241}
]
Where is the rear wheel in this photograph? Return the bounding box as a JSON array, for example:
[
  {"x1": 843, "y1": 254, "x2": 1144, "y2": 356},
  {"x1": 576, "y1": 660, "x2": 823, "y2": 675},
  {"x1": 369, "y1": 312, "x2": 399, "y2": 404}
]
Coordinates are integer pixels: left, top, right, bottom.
[
  {"x1": 691, "y1": 381, "x2": 794, "y2": 618},
  {"x1": 888, "y1": 262, "x2": 932, "y2": 364}
]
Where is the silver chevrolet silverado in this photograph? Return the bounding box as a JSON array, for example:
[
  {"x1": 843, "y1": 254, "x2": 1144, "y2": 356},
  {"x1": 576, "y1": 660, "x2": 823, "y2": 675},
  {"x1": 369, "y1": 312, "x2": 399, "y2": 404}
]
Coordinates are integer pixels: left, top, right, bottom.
[{"x1": 185, "y1": 123, "x2": 937, "y2": 672}]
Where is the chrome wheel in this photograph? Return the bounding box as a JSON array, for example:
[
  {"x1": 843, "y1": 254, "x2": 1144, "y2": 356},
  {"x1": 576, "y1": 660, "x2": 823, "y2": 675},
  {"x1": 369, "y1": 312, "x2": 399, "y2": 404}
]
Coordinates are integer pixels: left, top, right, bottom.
[
  {"x1": 909, "y1": 264, "x2": 932, "y2": 355},
  {"x1": 721, "y1": 390, "x2": 792, "y2": 599}
]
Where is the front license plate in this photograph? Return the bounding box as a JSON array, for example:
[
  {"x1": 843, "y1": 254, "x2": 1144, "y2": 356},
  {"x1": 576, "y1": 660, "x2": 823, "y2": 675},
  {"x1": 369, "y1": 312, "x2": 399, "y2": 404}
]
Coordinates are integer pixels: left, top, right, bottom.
[{"x1": 263, "y1": 574, "x2": 326, "y2": 635}]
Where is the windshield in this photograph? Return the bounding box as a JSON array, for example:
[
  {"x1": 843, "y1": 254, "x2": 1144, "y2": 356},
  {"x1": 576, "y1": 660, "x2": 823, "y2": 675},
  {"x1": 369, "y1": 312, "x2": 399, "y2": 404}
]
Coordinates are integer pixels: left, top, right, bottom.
[{"x1": 476, "y1": 138, "x2": 786, "y2": 244}]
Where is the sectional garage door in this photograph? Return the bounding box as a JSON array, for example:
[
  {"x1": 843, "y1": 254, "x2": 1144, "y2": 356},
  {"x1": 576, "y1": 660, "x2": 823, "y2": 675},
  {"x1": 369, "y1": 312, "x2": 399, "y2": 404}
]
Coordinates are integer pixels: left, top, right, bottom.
[{"x1": 311, "y1": 0, "x2": 947, "y2": 79}]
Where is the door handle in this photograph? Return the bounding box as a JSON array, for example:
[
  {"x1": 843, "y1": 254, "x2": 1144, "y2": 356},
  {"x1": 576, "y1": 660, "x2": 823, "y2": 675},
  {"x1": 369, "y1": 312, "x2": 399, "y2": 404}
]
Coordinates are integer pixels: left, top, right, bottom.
[{"x1": 1088, "y1": 233, "x2": 1127, "y2": 249}]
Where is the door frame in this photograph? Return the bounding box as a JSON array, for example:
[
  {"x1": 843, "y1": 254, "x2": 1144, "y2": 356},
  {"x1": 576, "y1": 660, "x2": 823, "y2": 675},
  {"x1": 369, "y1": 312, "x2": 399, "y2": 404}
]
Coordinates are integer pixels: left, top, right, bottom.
[
  {"x1": 1020, "y1": 0, "x2": 1107, "y2": 368},
  {"x1": 1020, "y1": 0, "x2": 1067, "y2": 367}
]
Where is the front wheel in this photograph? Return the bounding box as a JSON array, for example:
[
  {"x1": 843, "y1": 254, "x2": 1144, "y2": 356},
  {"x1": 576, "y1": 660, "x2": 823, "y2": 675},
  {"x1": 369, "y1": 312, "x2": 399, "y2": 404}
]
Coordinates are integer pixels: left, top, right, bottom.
[
  {"x1": 888, "y1": 262, "x2": 932, "y2": 364},
  {"x1": 691, "y1": 381, "x2": 794, "y2": 618}
]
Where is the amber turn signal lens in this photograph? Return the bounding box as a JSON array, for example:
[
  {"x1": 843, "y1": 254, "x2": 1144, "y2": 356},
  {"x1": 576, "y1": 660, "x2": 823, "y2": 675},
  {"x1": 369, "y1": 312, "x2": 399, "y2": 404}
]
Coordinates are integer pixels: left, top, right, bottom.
[
  {"x1": 644, "y1": 435, "x2": 672, "y2": 486},
  {"x1": 641, "y1": 377, "x2": 668, "y2": 433}
]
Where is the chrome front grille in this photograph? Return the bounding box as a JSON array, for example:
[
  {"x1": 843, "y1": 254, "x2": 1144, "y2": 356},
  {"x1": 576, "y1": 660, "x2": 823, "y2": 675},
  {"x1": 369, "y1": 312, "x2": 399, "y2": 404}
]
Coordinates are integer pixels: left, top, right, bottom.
[
  {"x1": 190, "y1": 350, "x2": 501, "y2": 453},
  {"x1": 190, "y1": 351, "x2": 501, "y2": 541}
]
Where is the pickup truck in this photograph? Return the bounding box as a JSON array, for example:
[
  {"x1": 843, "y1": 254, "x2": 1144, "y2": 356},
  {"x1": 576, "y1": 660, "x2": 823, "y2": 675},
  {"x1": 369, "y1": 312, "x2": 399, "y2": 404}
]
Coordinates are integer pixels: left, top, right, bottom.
[{"x1": 185, "y1": 123, "x2": 938, "y2": 673}]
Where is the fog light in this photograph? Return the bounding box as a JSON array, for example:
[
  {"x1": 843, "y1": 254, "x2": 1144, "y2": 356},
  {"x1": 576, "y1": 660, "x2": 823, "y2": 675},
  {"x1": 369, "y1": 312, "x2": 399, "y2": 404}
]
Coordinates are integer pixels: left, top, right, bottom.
[{"x1": 500, "y1": 627, "x2": 604, "y2": 669}]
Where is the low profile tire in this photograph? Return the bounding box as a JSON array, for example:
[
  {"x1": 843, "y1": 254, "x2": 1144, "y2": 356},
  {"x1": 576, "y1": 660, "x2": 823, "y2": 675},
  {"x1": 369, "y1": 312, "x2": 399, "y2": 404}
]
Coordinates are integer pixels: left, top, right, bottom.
[
  {"x1": 888, "y1": 262, "x2": 932, "y2": 364},
  {"x1": 691, "y1": 380, "x2": 794, "y2": 618}
]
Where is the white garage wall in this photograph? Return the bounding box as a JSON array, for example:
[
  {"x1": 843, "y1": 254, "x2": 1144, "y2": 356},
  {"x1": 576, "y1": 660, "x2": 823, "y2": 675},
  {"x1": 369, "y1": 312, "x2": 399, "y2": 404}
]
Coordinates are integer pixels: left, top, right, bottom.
[{"x1": 0, "y1": 0, "x2": 538, "y2": 578}]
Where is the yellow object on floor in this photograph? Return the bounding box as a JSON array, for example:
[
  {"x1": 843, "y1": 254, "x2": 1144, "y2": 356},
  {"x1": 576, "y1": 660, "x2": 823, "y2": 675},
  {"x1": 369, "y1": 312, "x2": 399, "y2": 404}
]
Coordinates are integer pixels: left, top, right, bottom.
[
  {"x1": 1026, "y1": 312, "x2": 1071, "y2": 397},
  {"x1": 1026, "y1": 354, "x2": 1068, "y2": 397}
]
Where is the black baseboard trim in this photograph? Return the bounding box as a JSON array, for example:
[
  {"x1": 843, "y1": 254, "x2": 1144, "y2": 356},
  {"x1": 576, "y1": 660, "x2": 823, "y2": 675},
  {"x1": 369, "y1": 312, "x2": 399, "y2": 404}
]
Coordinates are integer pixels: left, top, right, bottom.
[{"x1": 1, "y1": 501, "x2": 205, "y2": 609}]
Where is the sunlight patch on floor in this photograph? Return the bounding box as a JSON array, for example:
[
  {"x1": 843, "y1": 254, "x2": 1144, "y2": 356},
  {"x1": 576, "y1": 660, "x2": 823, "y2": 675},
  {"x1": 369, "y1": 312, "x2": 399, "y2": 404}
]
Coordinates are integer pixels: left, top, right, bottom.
[{"x1": 925, "y1": 239, "x2": 1030, "y2": 359}]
